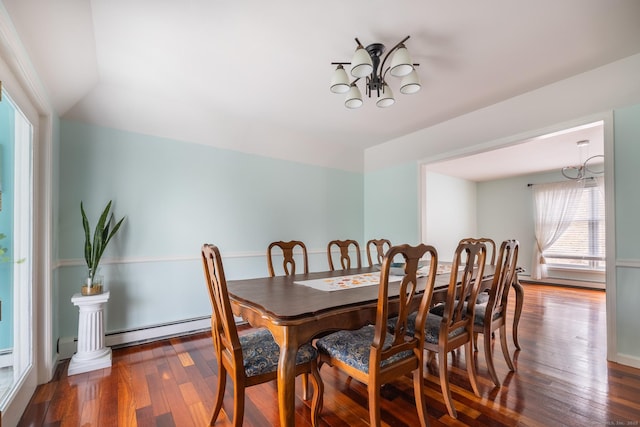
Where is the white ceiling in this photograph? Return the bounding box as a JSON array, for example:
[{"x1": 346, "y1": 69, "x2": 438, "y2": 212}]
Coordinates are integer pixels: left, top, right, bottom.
[
  {"x1": 426, "y1": 121, "x2": 605, "y2": 182},
  {"x1": 3, "y1": 0, "x2": 639, "y2": 177}
]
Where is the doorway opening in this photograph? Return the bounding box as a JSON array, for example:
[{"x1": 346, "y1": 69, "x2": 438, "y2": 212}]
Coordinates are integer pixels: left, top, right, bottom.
[{"x1": 420, "y1": 120, "x2": 606, "y2": 289}]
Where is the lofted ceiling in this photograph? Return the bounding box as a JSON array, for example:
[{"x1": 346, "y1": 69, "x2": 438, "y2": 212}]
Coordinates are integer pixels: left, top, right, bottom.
[{"x1": 3, "y1": 0, "x2": 640, "y2": 176}]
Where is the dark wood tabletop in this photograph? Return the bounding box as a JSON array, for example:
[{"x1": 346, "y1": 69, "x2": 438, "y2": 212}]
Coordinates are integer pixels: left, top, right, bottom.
[{"x1": 227, "y1": 264, "x2": 497, "y2": 321}]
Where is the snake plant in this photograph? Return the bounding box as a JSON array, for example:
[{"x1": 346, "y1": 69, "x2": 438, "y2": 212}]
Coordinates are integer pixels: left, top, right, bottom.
[{"x1": 81, "y1": 200, "x2": 125, "y2": 281}]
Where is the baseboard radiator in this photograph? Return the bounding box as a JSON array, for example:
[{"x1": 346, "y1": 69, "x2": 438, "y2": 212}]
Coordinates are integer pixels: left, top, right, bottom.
[{"x1": 57, "y1": 316, "x2": 214, "y2": 360}]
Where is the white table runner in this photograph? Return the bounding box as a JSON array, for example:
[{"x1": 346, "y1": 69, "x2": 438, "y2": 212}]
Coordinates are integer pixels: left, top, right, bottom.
[{"x1": 294, "y1": 264, "x2": 456, "y2": 292}]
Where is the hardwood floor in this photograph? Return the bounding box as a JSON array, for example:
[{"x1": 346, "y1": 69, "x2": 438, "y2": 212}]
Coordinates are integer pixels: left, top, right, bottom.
[{"x1": 17, "y1": 284, "x2": 640, "y2": 426}]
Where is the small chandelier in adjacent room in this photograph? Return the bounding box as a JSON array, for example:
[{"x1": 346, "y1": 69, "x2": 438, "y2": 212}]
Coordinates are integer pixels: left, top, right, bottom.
[
  {"x1": 330, "y1": 36, "x2": 420, "y2": 109},
  {"x1": 561, "y1": 139, "x2": 605, "y2": 181}
]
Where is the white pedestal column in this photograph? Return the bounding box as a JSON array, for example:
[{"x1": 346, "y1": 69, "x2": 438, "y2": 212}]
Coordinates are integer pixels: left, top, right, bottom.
[{"x1": 68, "y1": 291, "x2": 112, "y2": 376}]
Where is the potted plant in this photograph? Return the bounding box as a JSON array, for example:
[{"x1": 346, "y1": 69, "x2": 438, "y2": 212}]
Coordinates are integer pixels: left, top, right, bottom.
[{"x1": 81, "y1": 200, "x2": 125, "y2": 295}]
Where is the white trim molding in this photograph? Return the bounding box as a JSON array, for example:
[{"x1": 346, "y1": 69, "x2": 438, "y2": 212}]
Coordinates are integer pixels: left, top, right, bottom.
[{"x1": 615, "y1": 259, "x2": 640, "y2": 268}]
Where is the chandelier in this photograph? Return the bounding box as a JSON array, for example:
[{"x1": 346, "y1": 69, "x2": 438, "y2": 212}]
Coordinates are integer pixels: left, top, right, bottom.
[
  {"x1": 330, "y1": 36, "x2": 420, "y2": 109},
  {"x1": 561, "y1": 140, "x2": 605, "y2": 181}
]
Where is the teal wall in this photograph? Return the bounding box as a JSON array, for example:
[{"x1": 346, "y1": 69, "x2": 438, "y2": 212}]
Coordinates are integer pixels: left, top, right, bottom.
[
  {"x1": 0, "y1": 93, "x2": 15, "y2": 350},
  {"x1": 57, "y1": 120, "x2": 364, "y2": 338},
  {"x1": 363, "y1": 162, "x2": 419, "y2": 245},
  {"x1": 613, "y1": 104, "x2": 640, "y2": 358},
  {"x1": 54, "y1": 106, "x2": 640, "y2": 363}
]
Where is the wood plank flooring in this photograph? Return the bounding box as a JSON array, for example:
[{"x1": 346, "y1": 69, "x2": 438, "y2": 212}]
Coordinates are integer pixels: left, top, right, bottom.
[{"x1": 17, "y1": 284, "x2": 640, "y2": 426}]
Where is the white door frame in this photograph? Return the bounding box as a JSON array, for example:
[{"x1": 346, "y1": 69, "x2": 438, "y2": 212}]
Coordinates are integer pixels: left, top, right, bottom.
[{"x1": 0, "y1": 4, "x2": 54, "y2": 426}]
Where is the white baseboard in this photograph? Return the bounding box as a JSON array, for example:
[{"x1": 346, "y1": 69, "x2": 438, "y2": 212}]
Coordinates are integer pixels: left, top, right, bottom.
[
  {"x1": 519, "y1": 275, "x2": 605, "y2": 290},
  {"x1": 58, "y1": 316, "x2": 212, "y2": 360},
  {"x1": 610, "y1": 352, "x2": 640, "y2": 370}
]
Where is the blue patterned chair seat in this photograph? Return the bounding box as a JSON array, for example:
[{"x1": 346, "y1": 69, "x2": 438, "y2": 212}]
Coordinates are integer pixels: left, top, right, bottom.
[
  {"x1": 430, "y1": 291, "x2": 489, "y2": 316},
  {"x1": 429, "y1": 300, "x2": 468, "y2": 317},
  {"x1": 315, "y1": 325, "x2": 413, "y2": 373},
  {"x1": 409, "y1": 312, "x2": 466, "y2": 344},
  {"x1": 240, "y1": 328, "x2": 318, "y2": 377},
  {"x1": 387, "y1": 312, "x2": 466, "y2": 344},
  {"x1": 429, "y1": 300, "x2": 498, "y2": 326},
  {"x1": 475, "y1": 291, "x2": 490, "y2": 304},
  {"x1": 472, "y1": 302, "x2": 501, "y2": 326}
]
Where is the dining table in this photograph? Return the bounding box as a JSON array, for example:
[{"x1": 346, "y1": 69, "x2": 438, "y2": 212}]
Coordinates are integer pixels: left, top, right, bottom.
[{"x1": 226, "y1": 263, "x2": 523, "y2": 427}]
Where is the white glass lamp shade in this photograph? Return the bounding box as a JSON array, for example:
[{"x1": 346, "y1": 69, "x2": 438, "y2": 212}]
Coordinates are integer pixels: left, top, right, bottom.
[
  {"x1": 399, "y1": 69, "x2": 421, "y2": 94},
  {"x1": 376, "y1": 84, "x2": 395, "y2": 108},
  {"x1": 330, "y1": 65, "x2": 350, "y2": 94},
  {"x1": 344, "y1": 84, "x2": 363, "y2": 109},
  {"x1": 350, "y1": 46, "x2": 373, "y2": 78},
  {"x1": 389, "y1": 44, "x2": 414, "y2": 77}
]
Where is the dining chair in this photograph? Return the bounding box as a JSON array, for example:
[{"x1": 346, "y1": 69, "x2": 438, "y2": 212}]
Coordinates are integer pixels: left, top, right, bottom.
[
  {"x1": 459, "y1": 237, "x2": 524, "y2": 352},
  {"x1": 327, "y1": 239, "x2": 362, "y2": 271},
  {"x1": 266, "y1": 240, "x2": 313, "y2": 397},
  {"x1": 316, "y1": 243, "x2": 438, "y2": 427},
  {"x1": 267, "y1": 240, "x2": 309, "y2": 277},
  {"x1": 365, "y1": 238, "x2": 392, "y2": 267},
  {"x1": 408, "y1": 240, "x2": 487, "y2": 419},
  {"x1": 459, "y1": 237, "x2": 495, "y2": 305},
  {"x1": 201, "y1": 244, "x2": 323, "y2": 427},
  {"x1": 459, "y1": 237, "x2": 495, "y2": 268},
  {"x1": 472, "y1": 239, "x2": 519, "y2": 386}
]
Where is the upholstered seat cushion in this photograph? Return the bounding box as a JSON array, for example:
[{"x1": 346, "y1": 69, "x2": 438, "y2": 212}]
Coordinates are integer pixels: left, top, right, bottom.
[
  {"x1": 389, "y1": 312, "x2": 466, "y2": 344},
  {"x1": 429, "y1": 301, "x2": 467, "y2": 317},
  {"x1": 475, "y1": 291, "x2": 490, "y2": 304},
  {"x1": 240, "y1": 328, "x2": 317, "y2": 377},
  {"x1": 315, "y1": 325, "x2": 413, "y2": 373},
  {"x1": 408, "y1": 312, "x2": 466, "y2": 344},
  {"x1": 430, "y1": 291, "x2": 489, "y2": 316},
  {"x1": 429, "y1": 300, "x2": 497, "y2": 326},
  {"x1": 472, "y1": 302, "x2": 501, "y2": 325}
]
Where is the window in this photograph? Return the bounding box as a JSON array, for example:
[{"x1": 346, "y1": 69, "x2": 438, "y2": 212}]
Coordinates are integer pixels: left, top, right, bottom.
[
  {"x1": 543, "y1": 181, "x2": 605, "y2": 270},
  {"x1": 0, "y1": 86, "x2": 34, "y2": 414}
]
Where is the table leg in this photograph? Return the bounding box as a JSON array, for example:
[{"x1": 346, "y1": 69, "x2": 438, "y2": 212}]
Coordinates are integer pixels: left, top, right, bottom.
[
  {"x1": 277, "y1": 328, "x2": 298, "y2": 427},
  {"x1": 512, "y1": 278, "x2": 524, "y2": 350}
]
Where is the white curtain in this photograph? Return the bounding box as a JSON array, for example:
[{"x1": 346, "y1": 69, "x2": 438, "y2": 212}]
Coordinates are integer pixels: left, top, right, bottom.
[
  {"x1": 531, "y1": 180, "x2": 584, "y2": 279},
  {"x1": 595, "y1": 176, "x2": 605, "y2": 199}
]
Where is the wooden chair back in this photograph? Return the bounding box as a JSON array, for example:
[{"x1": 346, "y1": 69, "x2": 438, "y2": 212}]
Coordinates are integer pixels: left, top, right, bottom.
[
  {"x1": 473, "y1": 239, "x2": 519, "y2": 385},
  {"x1": 201, "y1": 244, "x2": 243, "y2": 380},
  {"x1": 425, "y1": 240, "x2": 486, "y2": 418},
  {"x1": 327, "y1": 239, "x2": 362, "y2": 270},
  {"x1": 441, "y1": 241, "x2": 487, "y2": 346},
  {"x1": 459, "y1": 237, "x2": 496, "y2": 265},
  {"x1": 202, "y1": 244, "x2": 245, "y2": 394},
  {"x1": 365, "y1": 238, "x2": 391, "y2": 267},
  {"x1": 376, "y1": 243, "x2": 438, "y2": 367},
  {"x1": 267, "y1": 240, "x2": 309, "y2": 276},
  {"x1": 488, "y1": 239, "x2": 519, "y2": 323}
]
